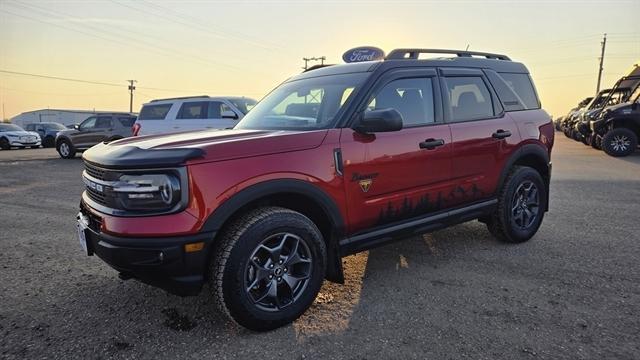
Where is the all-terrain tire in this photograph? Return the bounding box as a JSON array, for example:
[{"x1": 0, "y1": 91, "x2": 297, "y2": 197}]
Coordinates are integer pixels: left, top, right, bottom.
[
  {"x1": 211, "y1": 206, "x2": 326, "y2": 331},
  {"x1": 487, "y1": 166, "x2": 546, "y2": 243},
  {"x1": 601, "y1": 128, "x2": 637, "y2": 157}
]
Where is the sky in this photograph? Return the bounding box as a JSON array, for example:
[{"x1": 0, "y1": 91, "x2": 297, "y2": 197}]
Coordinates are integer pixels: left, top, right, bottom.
[{"x1": 0, "y1": 0, "x2": 639, "y2": 120}]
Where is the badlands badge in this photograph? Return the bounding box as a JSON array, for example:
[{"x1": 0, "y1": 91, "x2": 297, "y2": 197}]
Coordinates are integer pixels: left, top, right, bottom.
[{"x1": 359, "y1": 179, "x2": 373, "y2": 193}]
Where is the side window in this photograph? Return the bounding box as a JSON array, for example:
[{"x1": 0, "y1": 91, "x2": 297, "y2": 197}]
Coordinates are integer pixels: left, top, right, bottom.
[
  {"x1": 498, "y1": 73, "x2": 540, "y2": 109},
  {"x1": 79, "y1": 117, "x2": 97, "y2": 130},
  {"x1": 207, "y1": 101, "x2": 224, "y2": 118},
  {"x1": 367, "y1": 78, "x2": 435, "y2": 126},
  {"x1": 177, "y1": 102, "x2": 208, "y2": 119},
  {"x1": 443, "y1": 77, "x2": 494, "y2": 122},
  {"x1": 95, "y1": 116, "x2": 112, "y2": 129}
]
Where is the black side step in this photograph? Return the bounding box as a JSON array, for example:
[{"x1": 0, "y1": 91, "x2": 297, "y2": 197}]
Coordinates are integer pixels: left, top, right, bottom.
[{"x1": 339, "y1": 199, "x2": 497, "y2": 256}]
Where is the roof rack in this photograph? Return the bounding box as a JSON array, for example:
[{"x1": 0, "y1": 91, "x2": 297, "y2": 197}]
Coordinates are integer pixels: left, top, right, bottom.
[
  {"x1": 386, "y1": 48, "x2": 511, "y2": 61},
  {"x1": 150, "y1": 95, "x2": 209, "y2": 103}
]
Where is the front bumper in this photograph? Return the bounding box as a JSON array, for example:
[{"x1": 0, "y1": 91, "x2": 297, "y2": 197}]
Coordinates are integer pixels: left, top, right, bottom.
[
  {"x1": 9, "y1": 139, "x2": 41, "y2": 147},
  {"x1": 79, "y1": 205, "x2": 215, "y2": 296}
]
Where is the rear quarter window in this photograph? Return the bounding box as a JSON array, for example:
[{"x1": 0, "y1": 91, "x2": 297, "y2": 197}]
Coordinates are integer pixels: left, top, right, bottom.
[
  {"x1": 139, "y1": 104, "x2": 172, "y2": 120},
  {"x1": 498, "y1": 73, "x2": 540, "y2": 110}
]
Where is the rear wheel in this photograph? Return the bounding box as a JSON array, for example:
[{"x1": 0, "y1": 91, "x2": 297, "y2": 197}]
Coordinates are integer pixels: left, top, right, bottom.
[
  {"x1": 43, "y1": 136, "x2": 55, "y2": 148},
  {"x1": 57, "y1": 139, "x2": 76, "y2": 159},
  {"x1": 211, "y1": 206, "x2": 326, "y2": 331},
  {"x1": 602, "y1": 128, "x2": 637, "y2": 157},
  {"x1": 487, "y1": 166, "x2": 546, "y2": 243}
]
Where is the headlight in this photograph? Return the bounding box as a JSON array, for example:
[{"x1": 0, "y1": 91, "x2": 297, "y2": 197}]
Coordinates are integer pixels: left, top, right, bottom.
[{"x1": 112, "y1": 173, "x2": 182, "y2": 211}]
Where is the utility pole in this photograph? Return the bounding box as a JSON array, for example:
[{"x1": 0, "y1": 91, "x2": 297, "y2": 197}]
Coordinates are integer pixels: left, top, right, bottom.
[
  {"x1": 302, "y1": 56, "x2": 326, "y2": 70},
  {"x1": 127, "y1": 80, "x2": 137, "y2": 113},
  {"x1": 596, "y1": 33, "x2": 607, "y2": 94}
]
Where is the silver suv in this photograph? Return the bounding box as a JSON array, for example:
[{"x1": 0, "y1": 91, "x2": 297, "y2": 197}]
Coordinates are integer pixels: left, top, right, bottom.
[{"x1": 55, "y1": 113, "x2": 137, "y2": 159}]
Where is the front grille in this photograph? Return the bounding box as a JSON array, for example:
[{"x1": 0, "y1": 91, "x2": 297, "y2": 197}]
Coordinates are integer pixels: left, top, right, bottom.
[
  {"x1": 86, "y1": 186, "x2": 107, "y2": 206},
  {"x1": 84, "y1": 162, "x2": 106, "y2": 180}
]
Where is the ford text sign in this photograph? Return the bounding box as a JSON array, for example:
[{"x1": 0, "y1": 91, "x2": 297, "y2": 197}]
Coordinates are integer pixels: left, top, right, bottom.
[{"x1": 342, "y1": 46, "x2": 385, "y2": 63}]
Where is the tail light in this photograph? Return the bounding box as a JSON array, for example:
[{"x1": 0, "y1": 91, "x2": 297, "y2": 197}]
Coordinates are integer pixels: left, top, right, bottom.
[{"x1": 132, "y1": 123, "x2": 141, "y2": 136}]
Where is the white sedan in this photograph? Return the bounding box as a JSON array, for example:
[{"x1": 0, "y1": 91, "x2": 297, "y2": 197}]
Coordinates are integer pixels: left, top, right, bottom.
[{"x1": 0, "y1": 123, "x2": 42, "y2": 149}]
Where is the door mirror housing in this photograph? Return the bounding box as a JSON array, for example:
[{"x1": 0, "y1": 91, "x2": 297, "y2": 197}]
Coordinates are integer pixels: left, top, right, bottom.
[
  {"x1": 221, "y1": 110, "x2": 239, "y2": 120},
  {"x1": 74, "y1": 124, "x2": 80, "y2": 130},
  {"x1": 354, "y1": 108, "x2": 403, "y2": 133}
]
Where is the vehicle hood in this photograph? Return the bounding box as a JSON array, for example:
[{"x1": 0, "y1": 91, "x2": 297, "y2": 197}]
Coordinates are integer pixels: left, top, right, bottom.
[
  {"x1": 1, "y1": 131, "x2": 40, "y2": 138},
  {"x1": 56, "y1": 129, "x2": 79, "y2": 137},
  {"x1": 83, "y1": 129, "x2": 329, "y2": 168}
]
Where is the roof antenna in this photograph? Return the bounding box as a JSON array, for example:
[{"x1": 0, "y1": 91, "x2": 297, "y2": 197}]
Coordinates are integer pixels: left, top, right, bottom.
[{"x1": 465, "y1": 44, "x2": 470, "y2": 51}]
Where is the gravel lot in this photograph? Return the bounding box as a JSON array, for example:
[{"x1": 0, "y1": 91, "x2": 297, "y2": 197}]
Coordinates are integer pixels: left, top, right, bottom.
[{"x1": 1, "y1": 136, "x2": 639, "y2": 360}]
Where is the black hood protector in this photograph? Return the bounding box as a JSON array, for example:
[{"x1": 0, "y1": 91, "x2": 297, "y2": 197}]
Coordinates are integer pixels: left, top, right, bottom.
[{"x1": 82, "y1": 142, "x2": 204, "y2": 169}]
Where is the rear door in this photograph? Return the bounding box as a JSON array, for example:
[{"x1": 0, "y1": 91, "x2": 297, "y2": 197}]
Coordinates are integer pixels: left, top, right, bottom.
[
  {"x1": 90, "y1": 116, "x2": 114, "y2": 144},
  {"x1": 440, "y1": 68, "x2": 520, "y2": 206},
  {"x1": 175, "y1": 101, "x2": 209, "y2": 131},
  {"x1": 340, "y1": 68, "x2": 454, "y2": 233}
]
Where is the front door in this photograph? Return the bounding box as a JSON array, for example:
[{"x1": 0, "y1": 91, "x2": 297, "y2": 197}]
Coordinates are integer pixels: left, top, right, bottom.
[
  {"x1": 340, "y1": 71, "x2": 455, "y2": 234},
  {"x1": 439, "y1": 69, "x2": 520, "y2": 206}
]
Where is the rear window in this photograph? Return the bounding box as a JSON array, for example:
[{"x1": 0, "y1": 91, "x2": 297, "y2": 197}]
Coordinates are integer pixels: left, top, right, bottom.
[
  {"x1": 118, "y1": 117, "x2": 136, "y2": 127},
  {"x1": 139, "y1": 104, "x2": 172, "y2": 120},
  {"x1": 498, "y1": 73, "x2": 540, "y2": 110}
]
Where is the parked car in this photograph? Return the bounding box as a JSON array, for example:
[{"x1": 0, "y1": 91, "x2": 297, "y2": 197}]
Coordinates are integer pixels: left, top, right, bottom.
[
  {"x1": 575, "y1": 74, "x2": 640, "y2": 146},
  {"x1": 24, "y1": 122, "x2": 67, "y2": 148},
  {"x1": 0, "y1": 123, "x2": 41, "y2": 150},
  {"x1": 77, "y1": 48, "x2": 553, "y2": 331},
  {"x1": 133, "y1": 96, "x2": 257, "y2": 136},
  {"x1": 556, "y1": 97, "x2": 592, "y2": 131},
  {"x1": 55, "y1": 113, "x2": 136, "y2": 159},
  {"x1": 561, "y1": 89, "x2": 611, "y2": 139},
  {"x1": 589, "y1": 86, "x2": 640, "y2": 156}
]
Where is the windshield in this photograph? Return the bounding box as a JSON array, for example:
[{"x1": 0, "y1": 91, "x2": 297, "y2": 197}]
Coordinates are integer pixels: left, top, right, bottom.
[
  {"x1": 235, "y1": 73, "x2": 368, "y2": 131},
  {"x1": 0, "y1": 124, "x2": 23, "y2": 132},
  {"x1": 229, "y1": 98, "x2": 258, "y2": 114}
]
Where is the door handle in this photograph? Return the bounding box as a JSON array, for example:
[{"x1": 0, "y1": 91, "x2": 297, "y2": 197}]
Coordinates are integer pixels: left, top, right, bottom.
[
  {"x1": 172, "y1": 126, "x2": 180, "y2": 129},
  {"x1": 492, "y1": 129, "x2": 512, "y2": 139},
  {"x1": 419, "y1": 138, "x2": 445, "y2": 150}
]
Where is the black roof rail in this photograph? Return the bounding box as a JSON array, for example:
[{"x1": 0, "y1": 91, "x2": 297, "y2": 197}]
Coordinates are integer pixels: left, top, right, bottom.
[
  {"x1": 387, "y1": 48, "x2": 511, "y2": 61},
  {"x1": 150, "y1": 95, "x2": 209, "y2": 103}
]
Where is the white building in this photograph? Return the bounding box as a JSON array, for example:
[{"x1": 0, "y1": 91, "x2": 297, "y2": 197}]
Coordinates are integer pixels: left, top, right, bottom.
[{"x1": 10, "y1": 109, "x2": 129, "y2": 127}]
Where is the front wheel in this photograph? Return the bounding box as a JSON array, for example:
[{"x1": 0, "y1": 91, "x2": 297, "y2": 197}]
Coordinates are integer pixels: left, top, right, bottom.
[
  {"x1": 602, "y1": 128, "x2": 637, "y2": 157},
  {"x1": 0, "y1": 137, "x2": 10, "y2": 150},
  {"x1": 211, "y1": 207, "x2": 326, "y2": 331},
  {"x1": 487, "y1": 166, "x2": 546, "y2": 243},
  {"x1": 57, "y1": 139, "x2": 76, "y2": 159}
]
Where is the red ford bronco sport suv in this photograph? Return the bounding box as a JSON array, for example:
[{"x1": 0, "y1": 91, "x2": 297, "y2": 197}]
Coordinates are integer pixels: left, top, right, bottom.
[{"x1": 77, "y1": 48, "x2": 554, "y2": 331}]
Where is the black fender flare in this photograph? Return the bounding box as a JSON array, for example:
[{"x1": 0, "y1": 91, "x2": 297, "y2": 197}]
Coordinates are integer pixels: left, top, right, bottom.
[
  {"x1": 496, "y1": 143, "x2": 551, "y2": 211},
  {"x1": 201, "y1": 179, "x2": 346, "y2": 283}
]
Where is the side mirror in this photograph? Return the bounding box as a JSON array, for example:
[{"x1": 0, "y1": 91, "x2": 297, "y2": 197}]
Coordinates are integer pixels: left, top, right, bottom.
[
  {"x1": 354, "y1": 108, "x2": 403, "y2": 133},
  {"x1": 74, "y1": 124, "x2": 80, "y2": 130},
  {"x1": 221, "y1": 110, "x2": 239, "y2": 120}
]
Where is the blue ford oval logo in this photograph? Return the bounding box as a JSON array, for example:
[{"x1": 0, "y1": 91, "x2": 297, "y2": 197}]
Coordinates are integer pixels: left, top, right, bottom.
[{"x1": 342, "y1": 46, "x2": 385, "y2": 63}]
